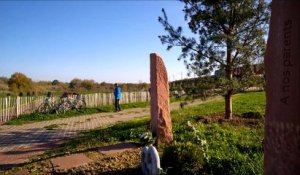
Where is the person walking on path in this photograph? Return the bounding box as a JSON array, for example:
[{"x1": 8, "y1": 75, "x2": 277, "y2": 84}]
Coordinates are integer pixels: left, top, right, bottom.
[{"x1": 114, "y1": 83, "x2": 122, "y2": 112}]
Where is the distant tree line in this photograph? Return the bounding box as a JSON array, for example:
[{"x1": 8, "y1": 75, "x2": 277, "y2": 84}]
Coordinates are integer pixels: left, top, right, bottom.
[{"x1": 0, "y1": 72, "x2": 150, "y2": 97}]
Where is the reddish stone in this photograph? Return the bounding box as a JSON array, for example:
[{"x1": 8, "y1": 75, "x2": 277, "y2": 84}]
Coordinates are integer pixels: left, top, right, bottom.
[
  {"x1": 150, "y1": 53, "x2": 173, "y2": 144},
  {"x1": 264, "y1": 1, "x2": 300, "y2": 175}
]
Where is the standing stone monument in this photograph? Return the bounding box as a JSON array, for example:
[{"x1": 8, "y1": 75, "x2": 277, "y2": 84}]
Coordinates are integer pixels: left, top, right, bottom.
[
  {"x1": 264, "y1": 1, "x2": 300, "y2": 174},
  {"x1": 150, "y1": 53, "x2": 173, "y2": 144}
]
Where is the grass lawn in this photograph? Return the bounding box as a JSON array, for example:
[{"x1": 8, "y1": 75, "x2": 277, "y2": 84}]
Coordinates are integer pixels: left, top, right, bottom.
[{"x1": 6, "y1": 91, "x2": 266, "y2": 175}]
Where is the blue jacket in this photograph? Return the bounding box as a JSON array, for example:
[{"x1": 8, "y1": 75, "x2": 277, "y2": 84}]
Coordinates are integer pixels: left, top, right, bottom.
[{"x1": 114, "y1": 86, "x2": 122, "y2": 99}]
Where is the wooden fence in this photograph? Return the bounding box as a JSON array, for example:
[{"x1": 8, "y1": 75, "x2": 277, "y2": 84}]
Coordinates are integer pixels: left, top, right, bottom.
[
  {"x1": 0, "y1": 96, "x2": 45, "y2": 123},
  {"x1": 0, "y1": 91, "x2": 150, "y2": 123},
  {"x1": 83, "y1": 91, "x2": 150, "y2": 107}
]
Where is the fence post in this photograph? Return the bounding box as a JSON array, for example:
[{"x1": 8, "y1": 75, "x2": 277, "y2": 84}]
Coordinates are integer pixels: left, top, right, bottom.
[
  {"x1": 1, "y1": 98, "x2": 3, "y2": 123},
  {"x1": 16, "y1": 96, "x2": 20, "y2": 118},
  {"x1": 5, "y1": 98, "x2": 8, "y2": 122},
  {"x1": 109, "y1": 93, "x2": 113, "y2": 105},
  {"x1": 8, "y1": 97, "x2": 11, "y2": 120}
]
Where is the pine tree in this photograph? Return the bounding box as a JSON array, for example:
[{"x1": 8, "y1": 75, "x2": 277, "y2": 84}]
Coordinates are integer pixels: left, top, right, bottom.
[{"x1": 159, "y1": 0, "x2": 270, "y2": 119}]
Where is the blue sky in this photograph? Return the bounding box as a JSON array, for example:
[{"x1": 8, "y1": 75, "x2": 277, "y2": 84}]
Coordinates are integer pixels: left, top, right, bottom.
[{"x1": 0, "y1": 1, "x2": 192, "y2": 83}]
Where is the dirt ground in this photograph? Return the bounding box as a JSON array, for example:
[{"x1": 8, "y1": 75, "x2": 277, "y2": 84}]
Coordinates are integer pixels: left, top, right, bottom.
[{"x1": 194, "y1": 113, "x2": 263, "y2": 127}]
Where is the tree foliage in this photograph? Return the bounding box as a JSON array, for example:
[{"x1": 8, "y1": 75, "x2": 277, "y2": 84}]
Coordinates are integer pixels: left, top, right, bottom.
[
  {"x1": 159, "y1": 0, "x2": 270, "y2": 118},
  {"x1": 0, "y1": 77, "x2": 9, "y2": 91},
  {"x1": 69, "y1": 79, "x2": 95, "y2": 91},
  {"x1": 51, "y1": 79, "x2": 60, "y2": 85},
  {"x1": 8, "y1": 72, "x2": 33, "y2": 94},
  {"x1": 81, "y1": 79, "x2": 95, "y2": 91},
  {"x1": 69, "y1": 78, "x2": 82, "y2": 90}
]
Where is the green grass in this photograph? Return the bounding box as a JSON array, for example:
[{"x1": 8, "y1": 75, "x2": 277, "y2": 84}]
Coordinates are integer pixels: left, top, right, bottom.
[
  {"x1": 232, "y1": 92, "x2": 266, "y2": 115},
  {"x1": 170, "y1": 96, "x2": 187, "y2": 103},
  {"x1": 5, "y1": 101, "x2": 150, "y2": 125},
  {"x1": 5, "y1": 91, "x2": 266, "y2": 174},
  {"x1": 168, "y1": 91, "x2": 265, "y2": 175},
  {"x1": 171, "y1": 91, "x2": 265, "y2": 123}
]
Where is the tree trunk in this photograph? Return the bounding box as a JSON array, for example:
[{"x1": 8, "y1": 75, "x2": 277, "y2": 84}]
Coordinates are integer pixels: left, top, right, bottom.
[
  {"x1": 225, "y1": 90, "x2": 233, "y2": 119},
  {"x1": 225, "y1": 37, "x2": 233, "y2": 119}
]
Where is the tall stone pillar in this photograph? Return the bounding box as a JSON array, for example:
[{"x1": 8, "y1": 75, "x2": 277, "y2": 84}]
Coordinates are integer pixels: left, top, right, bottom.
[
  {"x1": 264, "y1": 1, "x2": 300, "y2": 174},
  {"x1": 150, "y1": 53, "x2": 173, "y2": 144}
]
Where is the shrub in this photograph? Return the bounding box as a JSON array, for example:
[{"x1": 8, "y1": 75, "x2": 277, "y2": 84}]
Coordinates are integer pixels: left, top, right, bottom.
[
  {"x1": 161, "y1": 142, "x2": 205, "y2": 175},
  {"x1": 203, "y1": 153, "x2": 263, "y2": 175}
]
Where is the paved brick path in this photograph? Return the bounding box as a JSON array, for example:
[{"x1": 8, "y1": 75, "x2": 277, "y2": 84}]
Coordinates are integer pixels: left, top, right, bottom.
[{"x1": 0, "y1": 99, "x2": 214, "y2": 170}]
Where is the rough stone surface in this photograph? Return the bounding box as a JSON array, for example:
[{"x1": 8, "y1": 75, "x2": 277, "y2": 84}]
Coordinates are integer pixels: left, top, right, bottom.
[
  {"x1": 150, "y1": 53, "x2": 173, "y2": 144},
  {"x1": 50, "y1": 153, "x2": 92, "y2": 170},
  {"x1": 264, "y1": 1, "x2": 300, "y2": 175}
]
